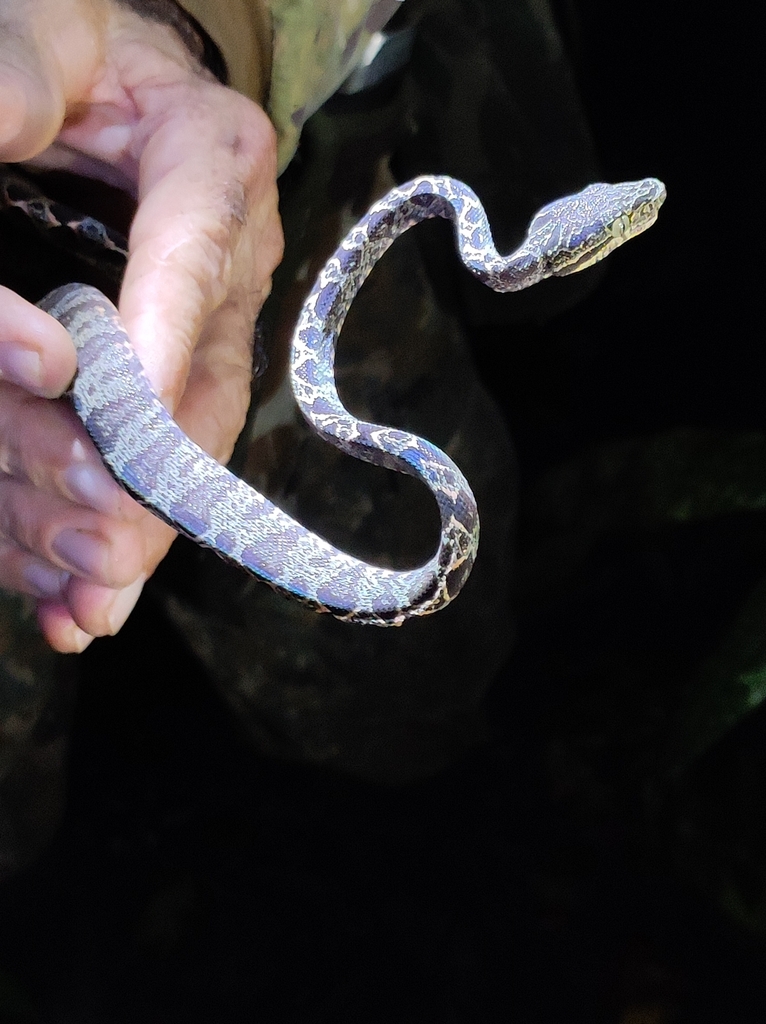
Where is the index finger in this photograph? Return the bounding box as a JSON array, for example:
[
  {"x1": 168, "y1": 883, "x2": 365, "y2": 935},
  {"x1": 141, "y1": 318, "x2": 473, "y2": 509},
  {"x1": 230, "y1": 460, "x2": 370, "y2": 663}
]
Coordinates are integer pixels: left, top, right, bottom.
[{"x1": 117, "y1": 80, "x2": 283, "y2": 413}]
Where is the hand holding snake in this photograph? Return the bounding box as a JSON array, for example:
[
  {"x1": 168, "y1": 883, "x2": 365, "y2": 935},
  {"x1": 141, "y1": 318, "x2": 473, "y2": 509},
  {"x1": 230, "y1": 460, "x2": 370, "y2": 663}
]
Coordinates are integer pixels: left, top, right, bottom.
[{"x1": 0, "y1": 0, "x2": 665, "y2": 649}]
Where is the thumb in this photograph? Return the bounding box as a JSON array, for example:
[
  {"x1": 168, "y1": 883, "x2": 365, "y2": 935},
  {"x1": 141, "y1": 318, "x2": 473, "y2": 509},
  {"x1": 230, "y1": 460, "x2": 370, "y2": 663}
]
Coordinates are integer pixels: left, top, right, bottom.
[{"x1": 0, "y1": 31, "x2": 65, "y2": 161}]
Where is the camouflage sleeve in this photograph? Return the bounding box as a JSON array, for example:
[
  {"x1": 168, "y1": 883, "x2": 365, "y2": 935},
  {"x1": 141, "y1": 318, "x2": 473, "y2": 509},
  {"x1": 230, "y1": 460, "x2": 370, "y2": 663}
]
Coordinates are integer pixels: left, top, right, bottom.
[{"x1": 179, "y1": 0, "x2": 403, "y2": 170}]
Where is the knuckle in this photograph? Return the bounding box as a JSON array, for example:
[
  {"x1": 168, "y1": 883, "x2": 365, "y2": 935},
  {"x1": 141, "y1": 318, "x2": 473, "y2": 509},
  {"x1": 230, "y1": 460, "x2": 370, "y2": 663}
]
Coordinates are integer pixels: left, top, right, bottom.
[{"x1": 0, "y1": 478, "x2": 41, "y2": 550}]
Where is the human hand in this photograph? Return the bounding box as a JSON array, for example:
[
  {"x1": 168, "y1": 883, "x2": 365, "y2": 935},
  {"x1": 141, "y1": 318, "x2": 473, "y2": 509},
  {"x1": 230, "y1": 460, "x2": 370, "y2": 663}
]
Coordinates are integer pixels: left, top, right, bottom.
[{"x1": 0, "y1": 0, "x2": 283, "y2": 652}]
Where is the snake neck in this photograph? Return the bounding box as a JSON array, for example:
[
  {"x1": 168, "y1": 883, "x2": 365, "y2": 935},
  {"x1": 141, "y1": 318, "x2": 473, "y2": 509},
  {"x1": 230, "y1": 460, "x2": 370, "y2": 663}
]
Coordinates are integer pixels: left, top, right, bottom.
[
  {"x1": 466, "y1": 243, "x2": 547, "y2": 293},
  {"x1": 386, "y1": 189, "x2": 549, "y2": 293}
]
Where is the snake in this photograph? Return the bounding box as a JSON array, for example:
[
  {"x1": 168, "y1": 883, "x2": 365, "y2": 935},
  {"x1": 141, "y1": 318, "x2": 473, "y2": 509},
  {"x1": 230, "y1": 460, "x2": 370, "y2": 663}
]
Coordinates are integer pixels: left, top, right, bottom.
[{"x1": 5, "y1": 171, "x2": 665, "y2": 625}]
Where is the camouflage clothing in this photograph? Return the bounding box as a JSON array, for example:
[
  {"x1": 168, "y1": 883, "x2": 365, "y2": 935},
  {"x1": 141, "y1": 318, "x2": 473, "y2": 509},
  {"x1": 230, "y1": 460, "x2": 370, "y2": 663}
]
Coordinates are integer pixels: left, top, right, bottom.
[{"x1": 182, "y1": 0, "x2": 404, "y2": 169}]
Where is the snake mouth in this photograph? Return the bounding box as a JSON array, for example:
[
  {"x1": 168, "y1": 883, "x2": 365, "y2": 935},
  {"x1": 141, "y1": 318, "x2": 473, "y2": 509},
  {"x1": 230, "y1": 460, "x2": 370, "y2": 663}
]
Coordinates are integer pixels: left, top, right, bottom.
[{"x1": 556, "y1": 204, "x2": 665, "y2": 277}]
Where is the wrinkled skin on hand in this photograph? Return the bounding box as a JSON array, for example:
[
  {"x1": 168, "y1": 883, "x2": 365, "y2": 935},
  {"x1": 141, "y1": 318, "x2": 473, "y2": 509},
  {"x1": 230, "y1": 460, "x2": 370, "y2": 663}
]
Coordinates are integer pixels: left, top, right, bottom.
[{"x1": 0, "y1": 0, "x2": 284, "y2": 652}]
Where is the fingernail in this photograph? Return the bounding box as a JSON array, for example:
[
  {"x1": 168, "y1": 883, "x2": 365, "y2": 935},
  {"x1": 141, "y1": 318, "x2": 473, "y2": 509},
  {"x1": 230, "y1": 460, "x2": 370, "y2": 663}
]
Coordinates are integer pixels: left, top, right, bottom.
[
  {"x1": 105, "y1": 575, "x2": 146, "y2": 635},
  {"x1": 0, "y1": 347, "x2": 44, "y2": 392},
  {"x1": 52, "y1": 529, "x2": 105, "y2": 577},
  {"x1": 64, "y1": 462, "x2": 123, "y2": 515},
  {"x1": 63, "y1": 624, "x2": 95, "y2": 654},
  {"x1": 24, "y1": 562, "x2": 70, "y2": 598}
]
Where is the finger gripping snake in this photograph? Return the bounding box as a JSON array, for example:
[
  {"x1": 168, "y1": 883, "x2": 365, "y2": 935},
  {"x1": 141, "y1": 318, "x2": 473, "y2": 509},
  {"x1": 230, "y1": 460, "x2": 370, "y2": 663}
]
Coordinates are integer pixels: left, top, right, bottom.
[{"x1": 38, "y1": 174, "x2": 665, "y2": 625}]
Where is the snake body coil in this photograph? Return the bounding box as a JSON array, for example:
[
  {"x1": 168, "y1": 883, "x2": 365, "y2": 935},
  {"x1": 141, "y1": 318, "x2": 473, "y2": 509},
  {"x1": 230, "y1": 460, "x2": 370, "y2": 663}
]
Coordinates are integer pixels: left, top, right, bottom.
[{"x1": 38, "y1": 174, "x2": 665, "y2": 625}]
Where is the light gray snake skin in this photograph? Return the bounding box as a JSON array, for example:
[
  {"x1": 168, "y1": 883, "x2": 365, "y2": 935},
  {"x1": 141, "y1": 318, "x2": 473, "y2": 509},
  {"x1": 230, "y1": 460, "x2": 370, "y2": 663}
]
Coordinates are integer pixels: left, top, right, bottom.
[{"x1": 37, "y1": 174, "x2": 665, "y2": 625}]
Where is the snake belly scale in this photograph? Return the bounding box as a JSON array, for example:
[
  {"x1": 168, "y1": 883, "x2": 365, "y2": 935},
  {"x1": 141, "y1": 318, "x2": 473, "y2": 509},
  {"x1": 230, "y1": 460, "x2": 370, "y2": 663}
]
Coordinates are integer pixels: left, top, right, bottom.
[{"x1": 38, "y1": 174, "x2": 665, "y2": 625}]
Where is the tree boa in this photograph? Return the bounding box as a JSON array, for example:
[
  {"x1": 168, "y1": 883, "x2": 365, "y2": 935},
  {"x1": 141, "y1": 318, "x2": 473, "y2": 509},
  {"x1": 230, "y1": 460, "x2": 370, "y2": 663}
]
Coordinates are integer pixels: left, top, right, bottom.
[{"x1": 2, "y1": 170, "x2": 665, "y2": 624}]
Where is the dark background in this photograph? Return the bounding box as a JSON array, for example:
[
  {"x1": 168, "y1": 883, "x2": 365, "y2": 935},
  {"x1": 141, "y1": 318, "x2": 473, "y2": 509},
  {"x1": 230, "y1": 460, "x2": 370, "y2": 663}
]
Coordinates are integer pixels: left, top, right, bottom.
[{"x1": 2, "y1": 3, "x2": 762, "y2": 1022}]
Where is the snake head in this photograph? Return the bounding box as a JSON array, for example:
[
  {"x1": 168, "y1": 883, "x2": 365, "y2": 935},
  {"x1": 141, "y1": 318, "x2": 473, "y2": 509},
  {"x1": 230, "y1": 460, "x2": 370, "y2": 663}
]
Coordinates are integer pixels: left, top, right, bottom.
[{"x1": 528, "y1": 177, "x2": 666, "y2": 277}]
